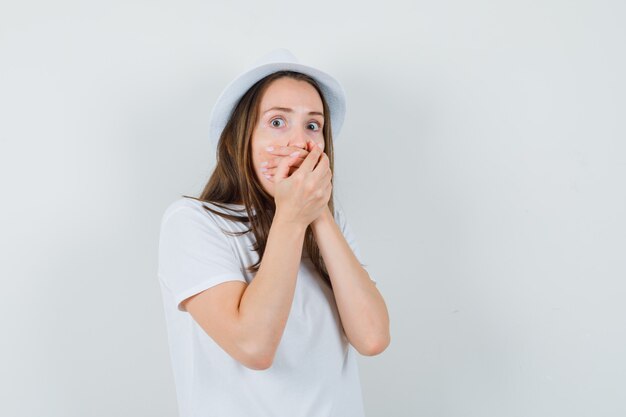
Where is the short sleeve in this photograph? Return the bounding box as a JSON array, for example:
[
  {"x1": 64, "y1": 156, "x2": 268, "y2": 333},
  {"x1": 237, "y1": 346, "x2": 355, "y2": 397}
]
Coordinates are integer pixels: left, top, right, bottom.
[
  {"x1": 335, "y1": 206, "x2": 377, "y2": 285},
  {"x1": 158, "y1": 206, "x2": 247, "y2": 312}
]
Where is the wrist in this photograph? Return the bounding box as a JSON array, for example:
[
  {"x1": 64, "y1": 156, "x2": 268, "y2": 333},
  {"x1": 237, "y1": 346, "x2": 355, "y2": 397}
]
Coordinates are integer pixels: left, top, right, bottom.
[
  {"x1": 272, "y1": 212, "x2": 308, "y2": 235},
  {"x1": 312, "y1": 205, "x2": 333, "y2": 226}
]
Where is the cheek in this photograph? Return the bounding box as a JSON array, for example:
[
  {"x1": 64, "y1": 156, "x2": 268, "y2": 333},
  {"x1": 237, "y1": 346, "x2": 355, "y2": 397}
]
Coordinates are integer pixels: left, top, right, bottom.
[
  {"x1": 313, "y1": 137, "x2": 325, "y2": 148},
  {"x1": 258, "y1": 123, "x2": 281, "y2": 139},
  {"x1": 252, "y1": 151, "x2": 262, "y2": 171},
  {"x1": 252, "y1": 135, "x2": 278, "y2": 163},
  {"x1": 251, "y1": 146, "x2": 269, "y2": 174},
  {"x1": 252, "y1": 130, "x2": 279, "y2": 153}
]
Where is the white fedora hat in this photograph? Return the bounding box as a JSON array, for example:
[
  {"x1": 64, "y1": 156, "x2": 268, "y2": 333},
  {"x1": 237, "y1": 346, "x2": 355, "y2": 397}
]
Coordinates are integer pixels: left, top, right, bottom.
[{"x1": 208, "y1": 48, "x2": 347, "y2": 150}]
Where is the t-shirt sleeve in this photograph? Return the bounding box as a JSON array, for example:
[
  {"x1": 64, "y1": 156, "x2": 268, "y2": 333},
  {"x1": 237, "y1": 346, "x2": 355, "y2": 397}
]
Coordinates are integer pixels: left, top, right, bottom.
[
  {"x1": 335, "y1": 206, "x2": 377, "y2": 285},
  {"x1": 158, "y1": 206, "x2": 247, "y2": 312}
]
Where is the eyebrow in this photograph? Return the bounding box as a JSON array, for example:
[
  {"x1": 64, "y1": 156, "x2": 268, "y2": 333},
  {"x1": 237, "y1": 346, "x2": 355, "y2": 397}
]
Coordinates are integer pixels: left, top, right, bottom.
[{"x1": 262, "y1": 106, "x2": 324, "y2": 117}]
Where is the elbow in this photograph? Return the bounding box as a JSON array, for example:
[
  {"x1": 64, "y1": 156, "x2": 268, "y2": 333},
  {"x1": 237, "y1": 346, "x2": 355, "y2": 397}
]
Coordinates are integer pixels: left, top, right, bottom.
[
  {"x1": 243, "y1": 355, "x2": 274, "y2": 371},
  {"x1": 239, "y1": 344, "x2": 276, "y2": 371},
  {"x1": 359, "y1": 333, "x2": 391, "y2": 356}
]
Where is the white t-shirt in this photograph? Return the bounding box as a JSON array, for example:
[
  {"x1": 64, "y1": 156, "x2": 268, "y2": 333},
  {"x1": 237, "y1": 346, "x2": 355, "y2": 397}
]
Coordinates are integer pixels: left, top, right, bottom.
[{"x1": 157, "y1": 197, "x2": 376, "y2": 417}]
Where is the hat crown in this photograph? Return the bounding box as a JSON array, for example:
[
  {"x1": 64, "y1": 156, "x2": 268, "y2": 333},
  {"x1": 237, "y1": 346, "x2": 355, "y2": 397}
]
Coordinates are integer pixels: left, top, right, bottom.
[{"x1": 250, "y1": 48, "x2": 299, "y2": 67}]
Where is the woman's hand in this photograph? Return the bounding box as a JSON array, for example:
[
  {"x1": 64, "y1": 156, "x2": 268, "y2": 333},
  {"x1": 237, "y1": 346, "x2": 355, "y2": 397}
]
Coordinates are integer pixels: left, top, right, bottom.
[
  {"x1": 261, "y1": 140, "x2": 321, "y2": 181},
  {"x1": 272, "y1": 141, "x2": 332, "y2": 228}
]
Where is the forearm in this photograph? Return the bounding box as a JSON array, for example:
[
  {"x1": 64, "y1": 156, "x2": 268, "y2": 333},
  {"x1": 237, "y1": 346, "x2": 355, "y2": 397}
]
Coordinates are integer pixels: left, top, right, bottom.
[
  {"x1": 237, "y1": 216, "x2": 306, "y2": 363},
  {"x1": 312, "y1": 207, "x2": 390, "y2": 355}
]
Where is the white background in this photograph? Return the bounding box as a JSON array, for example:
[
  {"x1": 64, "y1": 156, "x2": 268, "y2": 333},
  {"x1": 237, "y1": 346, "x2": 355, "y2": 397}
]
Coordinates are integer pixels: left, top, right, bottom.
[{"x1": 1, "y1": 1, "x2": 625, "y2": 416}]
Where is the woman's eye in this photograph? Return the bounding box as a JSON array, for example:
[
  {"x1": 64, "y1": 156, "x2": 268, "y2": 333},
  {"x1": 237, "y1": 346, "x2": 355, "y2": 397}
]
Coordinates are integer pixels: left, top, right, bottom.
[
  {"x1": 270, "y1": 118, "x2": 285, "y2": 128},
  {"x1": 308, "y1": 121, "x2": 321, "y2": 131}
]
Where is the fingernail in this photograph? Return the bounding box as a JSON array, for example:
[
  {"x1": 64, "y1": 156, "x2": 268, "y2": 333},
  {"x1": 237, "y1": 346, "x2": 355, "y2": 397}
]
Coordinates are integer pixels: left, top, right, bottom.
[
  {"x1": 266, "y1": 146, "x2": 274, "y2": 151},
  {"x1": 290, "y1": 151, "x2": 299, "y2": 157}
]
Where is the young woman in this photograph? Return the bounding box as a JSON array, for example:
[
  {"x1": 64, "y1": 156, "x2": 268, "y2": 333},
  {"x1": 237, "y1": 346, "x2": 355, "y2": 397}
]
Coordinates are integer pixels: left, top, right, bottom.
[{"x1": 158, "y1": 49, "x2": 390, "y2": 417}]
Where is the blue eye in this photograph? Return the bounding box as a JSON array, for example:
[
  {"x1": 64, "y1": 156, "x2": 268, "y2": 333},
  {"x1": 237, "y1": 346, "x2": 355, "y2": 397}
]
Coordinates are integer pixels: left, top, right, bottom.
[{"x1": 270, "y1": 118, "x2": 285, "y2": 128}]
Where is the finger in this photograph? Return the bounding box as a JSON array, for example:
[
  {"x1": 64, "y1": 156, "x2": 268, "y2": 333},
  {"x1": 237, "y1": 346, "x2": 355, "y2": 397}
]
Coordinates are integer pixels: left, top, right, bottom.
[
  {"x1": 322, "y1": 165, "x2": 333, "y2": 184},
  {"x1": 307, "y1": 139, "x2": 324, "y2": 153},
  {"x1": 266, "y1": 165, "x2": 299, "y2": 183},
  {"x1": 309, "y1": 140, "x2": 326, "y2": 171},
  {"x1": 260, "y1": 157, "x2": 281, "y2": 177},
  {"x1": 266, "y1": 145, "x2": 308, "y2": 158},
  {"x1": 320, "y1": 180, "x2": 333, "y2": 203},
  {"x1": 265, "y1": 154, "x2": 304, "y2": 174},
  {"x1": 324, "y1": 180, "x2": 333, "y2": 197},
  {"x1": 314, "y1": 163, "x2": 332, "y2": 190},
  {"x1": 311, "y1": 150, "x2": 330, "y2": 179},
  {"x1": 273, "y1": 150, "x2": 300, "y2": 181},
  {"x1": 277, "y1": 154, "x2": 306, "y2": 167},
  {"x1": 261, "y1": 150, "x2": 308, "y2": 171},
  {"x1": 296, "y1": 142, "x2": 323, "y2": 173},
  {"x1": 265, "y1": 165, "x2": 298, "y2": 176}
]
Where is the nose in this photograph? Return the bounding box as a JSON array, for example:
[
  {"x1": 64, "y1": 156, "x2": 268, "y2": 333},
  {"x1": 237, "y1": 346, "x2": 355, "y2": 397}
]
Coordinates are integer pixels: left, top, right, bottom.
[{"x1": 288, "y1": 127, "x2": 308, "y2": 150}]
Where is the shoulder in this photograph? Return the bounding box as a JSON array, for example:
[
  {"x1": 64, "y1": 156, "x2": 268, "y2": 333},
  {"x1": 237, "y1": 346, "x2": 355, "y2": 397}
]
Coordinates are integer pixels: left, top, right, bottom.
[
  {"x1": 161, "y1": 197, "x2": 206, "y2": 224},
  {"x1": 160, "y1": 197, "x2": 228, "y2": 229},
  {"x1": 160, "y1": 197, "x2": 250, "y2": 232}
]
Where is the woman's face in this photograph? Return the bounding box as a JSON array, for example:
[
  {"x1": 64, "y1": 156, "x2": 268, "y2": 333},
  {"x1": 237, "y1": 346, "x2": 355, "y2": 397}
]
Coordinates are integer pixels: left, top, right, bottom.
[{"x1": 251, "y1": 77, "x2": 325, "y2": 197}]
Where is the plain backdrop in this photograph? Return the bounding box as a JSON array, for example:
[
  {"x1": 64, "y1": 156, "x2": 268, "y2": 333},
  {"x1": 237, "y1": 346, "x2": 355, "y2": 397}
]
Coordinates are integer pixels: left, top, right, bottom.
[{"x1": 1, "y1": 1, "x2": 625, "y2": 416}]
